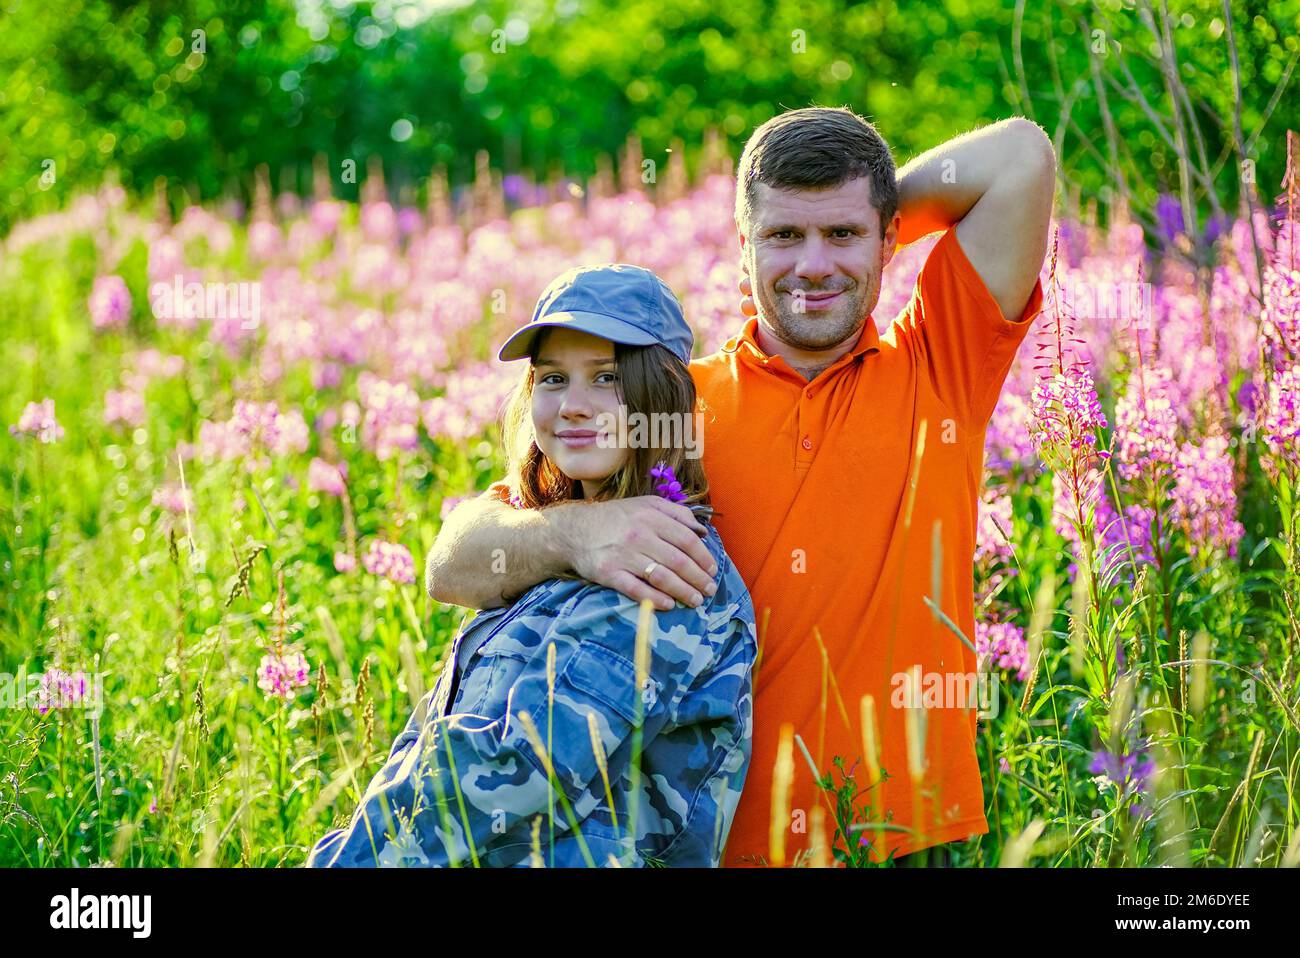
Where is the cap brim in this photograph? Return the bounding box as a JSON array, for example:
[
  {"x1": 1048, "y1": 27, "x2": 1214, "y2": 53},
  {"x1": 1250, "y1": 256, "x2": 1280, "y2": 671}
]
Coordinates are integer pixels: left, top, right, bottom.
[{"x1": 497, "y1": 312, "x2": 660, "y2": 362}]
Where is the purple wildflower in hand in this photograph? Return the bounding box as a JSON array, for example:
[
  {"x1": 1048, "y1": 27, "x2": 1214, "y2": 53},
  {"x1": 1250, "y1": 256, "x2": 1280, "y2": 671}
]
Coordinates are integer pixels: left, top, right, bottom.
[{"x1": 650, "y1": 461, "x2": 686, "y2": 503}]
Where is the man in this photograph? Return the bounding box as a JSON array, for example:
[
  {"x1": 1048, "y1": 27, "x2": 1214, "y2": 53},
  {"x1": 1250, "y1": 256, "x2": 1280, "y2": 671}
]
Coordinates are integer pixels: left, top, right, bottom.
[{"x1": 427, "y1": 106, "x2": 1054, "y2": 866}]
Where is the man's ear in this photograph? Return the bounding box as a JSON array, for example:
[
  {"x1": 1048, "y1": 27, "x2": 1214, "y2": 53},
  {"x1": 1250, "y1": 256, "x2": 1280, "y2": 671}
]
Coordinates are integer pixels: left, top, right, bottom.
[{"x1": 882, "y1": 212, "x2": 901, "y2": 268}]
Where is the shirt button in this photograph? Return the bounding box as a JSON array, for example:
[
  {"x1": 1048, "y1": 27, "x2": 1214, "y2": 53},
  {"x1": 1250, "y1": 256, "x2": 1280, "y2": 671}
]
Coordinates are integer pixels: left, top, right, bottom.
[{"x1": 801, "y1": 436, "x2": 812, "y2": 450}]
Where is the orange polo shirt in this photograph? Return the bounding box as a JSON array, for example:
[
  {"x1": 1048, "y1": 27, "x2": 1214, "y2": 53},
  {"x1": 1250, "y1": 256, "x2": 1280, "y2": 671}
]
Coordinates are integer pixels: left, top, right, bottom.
[{"x1": 690, "y1": 227, "x2": 1044, "y2": 866}]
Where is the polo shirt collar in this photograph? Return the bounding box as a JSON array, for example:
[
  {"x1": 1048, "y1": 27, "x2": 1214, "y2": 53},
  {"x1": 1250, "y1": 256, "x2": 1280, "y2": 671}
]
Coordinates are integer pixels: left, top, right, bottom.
[{"x1": 723, "y1": 315, "x2": 881, "y2": 370}]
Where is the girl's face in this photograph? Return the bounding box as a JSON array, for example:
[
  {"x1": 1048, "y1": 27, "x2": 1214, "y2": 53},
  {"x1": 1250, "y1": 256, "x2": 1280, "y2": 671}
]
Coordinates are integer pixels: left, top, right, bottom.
[{"x1": 531, "y1": 327, "x2": 629, "y2": 497}]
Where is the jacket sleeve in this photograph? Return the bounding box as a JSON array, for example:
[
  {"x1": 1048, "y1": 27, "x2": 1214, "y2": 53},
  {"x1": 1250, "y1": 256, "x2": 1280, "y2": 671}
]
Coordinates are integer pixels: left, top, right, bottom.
[{"x1": 308, "y1": 586, "x2": 704, "y2": 867}]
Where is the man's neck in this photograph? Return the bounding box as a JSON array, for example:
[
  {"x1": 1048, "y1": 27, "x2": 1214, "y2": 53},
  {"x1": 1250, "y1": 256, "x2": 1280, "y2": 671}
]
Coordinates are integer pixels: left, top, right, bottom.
[{"x1": 753, "y1": 318, "x2": 860, "y2": 382}]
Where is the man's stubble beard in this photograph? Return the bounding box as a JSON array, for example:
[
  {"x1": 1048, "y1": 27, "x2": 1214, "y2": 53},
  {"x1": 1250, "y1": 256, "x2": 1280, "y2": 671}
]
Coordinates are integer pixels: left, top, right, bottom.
[{"x1": 756, "y1": 245, "x2": 885, "y2": 353}]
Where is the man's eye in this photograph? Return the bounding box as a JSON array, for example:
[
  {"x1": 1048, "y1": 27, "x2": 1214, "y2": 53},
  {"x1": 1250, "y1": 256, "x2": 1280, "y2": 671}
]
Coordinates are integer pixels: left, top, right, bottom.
[
  {"x1": 833, "y1": 229, "x2": 854, "y2": 238},
  {"x1": 773, "y1": 231, "x2": 796, "y2": 240}
]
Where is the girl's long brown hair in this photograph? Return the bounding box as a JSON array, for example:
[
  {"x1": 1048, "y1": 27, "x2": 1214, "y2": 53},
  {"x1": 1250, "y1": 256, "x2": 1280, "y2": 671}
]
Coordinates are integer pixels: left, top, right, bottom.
[{"x1": 500, "y1": 329, "x2": 709, "y2": 509}]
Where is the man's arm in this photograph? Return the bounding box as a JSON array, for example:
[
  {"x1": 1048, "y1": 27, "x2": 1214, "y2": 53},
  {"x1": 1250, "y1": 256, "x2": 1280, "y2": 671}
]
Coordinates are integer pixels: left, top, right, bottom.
[
  {"x1": 425, "y1": 491, "x2": 718, "y2": 612},
  {"x1": 894, "y1": 116, "x2": 1056, "y2": 322}
]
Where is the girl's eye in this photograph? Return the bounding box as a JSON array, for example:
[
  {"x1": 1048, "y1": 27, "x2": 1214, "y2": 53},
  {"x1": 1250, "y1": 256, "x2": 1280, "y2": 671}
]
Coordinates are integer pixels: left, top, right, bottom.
[
  {"x1": 596, "y1": 371, "x2": 618, "y2": 384},
  {"x1": 539, "y1": 373, "x2": 564, "y2": 386}
]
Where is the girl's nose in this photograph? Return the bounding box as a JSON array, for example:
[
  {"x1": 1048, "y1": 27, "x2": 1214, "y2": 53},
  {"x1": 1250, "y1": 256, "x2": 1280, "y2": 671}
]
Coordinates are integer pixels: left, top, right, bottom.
[{"x1": 559, "y1": 382, "x2": 594, "y2": 418}]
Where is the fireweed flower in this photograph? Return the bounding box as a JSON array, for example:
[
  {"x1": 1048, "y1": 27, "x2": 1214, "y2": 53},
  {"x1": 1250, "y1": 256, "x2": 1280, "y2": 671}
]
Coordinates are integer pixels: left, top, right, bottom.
[
  {"x1": 151, "y1": 482, "x2": 194, "y2": 516},
  {"x1": 1088, "y1": 743, "x2": 1156, "y2": 819},
  {"x1": 9, "y1": 398, "x2": 64, "y2": 444},
  {"x1": 1113, "y1": 365, "x2": 1179, "y2": 484},
  {"x1": 103, "y1": 388, "x2": 146, "y2": 428},
  {"x1": 88, "y1": 274, "x2": 131, "y2": 330},
  {"x1": 1262, "y1": 362, "x2": 1300, "y2": 475},
  {"x1": 421, "y1": 361, "x2": 518, "y2": 443},
  {"x1": 257, "y1": 648, "x2": 311, "y2": 700},
  {"x1": 1171, "y1": 435, "x2": 1245, "y2": 558},
  {"x1": 1260, "y1": 264, "x2": 1299, "y2": 364},
  {"x1": 362, "y1": 539, "x2": 415, "y2": 584},
  {"x1": 307, "y1": 457, "x2": 347, "y2": 497},
  {"x1": 248, "y1": 220, "x2": 284, "y2": 261},
  {"x1": 198, "y1": 400, "x2": 309, "y2": 472},
  {"x1": 1028, "y1": 370, "x2": 1109, "y2": 470},
  {"x1": 650, "y1": 461, "x2": 686, "y2": 502},
  {"x1": 357, "y1": 372, "x2": 421, "y2": 460},
  {"x1": 35, "y1": 668, "x2": 89, "y2": 714},
  {"x1": 974, "y1": 619, "x2": 1029, "y2": 681}
]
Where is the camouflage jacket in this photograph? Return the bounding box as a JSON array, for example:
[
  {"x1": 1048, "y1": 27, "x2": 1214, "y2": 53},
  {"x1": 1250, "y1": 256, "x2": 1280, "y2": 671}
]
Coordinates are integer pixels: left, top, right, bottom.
[{"x1": 305, "y1": 523, "x2": 757, "y2": 868}]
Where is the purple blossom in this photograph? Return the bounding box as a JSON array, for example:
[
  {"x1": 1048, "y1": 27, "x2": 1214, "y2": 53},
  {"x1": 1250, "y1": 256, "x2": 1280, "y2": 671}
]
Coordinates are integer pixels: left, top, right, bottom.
[
  {"x1": 9, "y1": 398, "x2": 64, "y2": 444},
  {"x1": 650, "y1": 461, "x2": 686, "y2": 502},
  {"x1": 248, "y1": 220, "x2": 284, "y2": 261},
  {"x1": 198, "y1": 400, "x2": 309, "y2": 471},
  {"x1": 35, "y1": 668, "x2": 89, "y2": 714},
  {"x1": 1262, "y1": 363, "x2": 1300, "y2": 472},
  {"x1": 307, "y1": 457, "x2": 347, "y2": 497},
  {"x1": 1171, "y1": 435, "x2": 1245, "y2": 557},
  {"x1": 333, "y1": 552, "x2": 357, "y2": 573},
  {"x1": 358, "y1": 372, "x2": 421, "y2": 460},
  {"x1": 1260, "y1": 264, "x2": 1299, "y2": 364},
  {"x1": 421, "y1": 362, "x2": 517, "y2": 444},
  {"x1": 103, "y1": 388, "x2": 146, "y2": 428},
  {"x1": 257, "y1": 648, "x2": 311, "y2": 700},
  {"x1": 1154, "y1": 193, "x2": 1184, "y2": 245},
  {"x1": 975, "y1": 619, "x2": 1029, "y2": 680},
  {"x1": 151, "y1": 482, "x2": 193, "y2": 515},
  {"x1": 89, "y1": 275, "x2": 131, "y2": 330},
  {"x1": 1114, "y1": 365, "x2": 1179, "y2": 484},
  {"x1": 362, "y1": 540, "x2": 415, "y2": 584},
  {"x1": 1088, "y1": 743, "x2": 1156, "y2": 819},
  {"x1": 1028, "y1": 370, "x2": 1110, "y2": 470}
]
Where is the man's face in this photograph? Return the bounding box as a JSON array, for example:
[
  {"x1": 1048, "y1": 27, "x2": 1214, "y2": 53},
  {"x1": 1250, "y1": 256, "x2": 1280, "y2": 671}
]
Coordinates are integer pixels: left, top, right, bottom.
[{"x1": 740, "y1": 177, "x2": 899, "y2": 352}]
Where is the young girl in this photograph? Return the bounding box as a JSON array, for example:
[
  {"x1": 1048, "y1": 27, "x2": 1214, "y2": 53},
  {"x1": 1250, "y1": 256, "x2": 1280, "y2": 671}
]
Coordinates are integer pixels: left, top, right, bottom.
[{"x1": 305, "y1": 263, "x2": 757, "y2": 867}]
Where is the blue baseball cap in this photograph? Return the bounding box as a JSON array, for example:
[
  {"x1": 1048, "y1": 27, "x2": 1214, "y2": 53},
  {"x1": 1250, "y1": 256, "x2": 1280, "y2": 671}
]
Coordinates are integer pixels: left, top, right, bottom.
[{"x1": 498, "y1": 263, "x2": 693, "y2": 365}]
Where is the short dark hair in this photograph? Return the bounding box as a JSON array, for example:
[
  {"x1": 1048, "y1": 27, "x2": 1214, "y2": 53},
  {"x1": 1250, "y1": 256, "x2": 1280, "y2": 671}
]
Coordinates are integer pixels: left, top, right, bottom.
[{"x1": 734, "y1": 106, "x2": 898, "y2": 237}]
